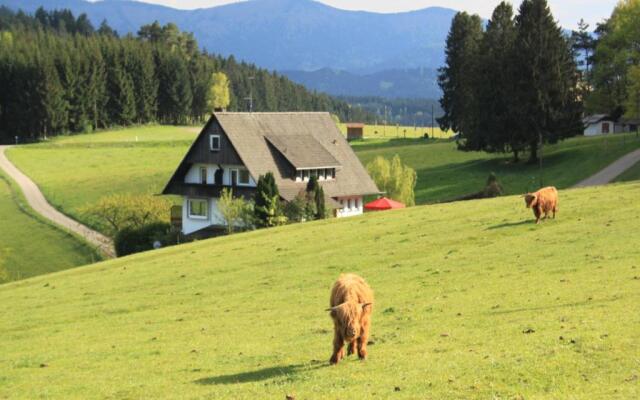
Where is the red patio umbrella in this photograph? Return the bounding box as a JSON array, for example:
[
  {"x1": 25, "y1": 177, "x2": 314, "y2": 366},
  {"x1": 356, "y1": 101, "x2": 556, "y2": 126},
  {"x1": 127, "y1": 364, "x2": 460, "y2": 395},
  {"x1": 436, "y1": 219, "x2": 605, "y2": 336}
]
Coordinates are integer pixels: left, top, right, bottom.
[{"x1": 364, "y1": 197, "x2": 406, "y2": 211}]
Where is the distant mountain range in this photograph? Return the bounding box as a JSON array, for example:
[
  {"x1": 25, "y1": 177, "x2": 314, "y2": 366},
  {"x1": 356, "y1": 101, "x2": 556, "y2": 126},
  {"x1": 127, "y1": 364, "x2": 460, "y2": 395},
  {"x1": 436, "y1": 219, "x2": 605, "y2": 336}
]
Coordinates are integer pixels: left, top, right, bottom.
[
  {"x1": 281, "y1": 67, "x2": 440, "y2": 99},
  {"x1": 0, "y1": 0, "x2": 456, "y2": 98}
]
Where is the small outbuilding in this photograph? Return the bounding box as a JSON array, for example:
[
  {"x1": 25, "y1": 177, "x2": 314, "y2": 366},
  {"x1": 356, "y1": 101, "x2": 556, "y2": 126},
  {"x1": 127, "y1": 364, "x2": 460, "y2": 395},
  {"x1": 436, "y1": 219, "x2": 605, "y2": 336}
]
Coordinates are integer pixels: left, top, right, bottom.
[
  {"x1": 346, "y1": 123, "x2": 365, "y2": 141},
  {"x1": 583, "y1": 114, "x2": 615, "y2": 136},
  {"x1": 364, "y1": 197, "x2": 406, "y2": 211}
]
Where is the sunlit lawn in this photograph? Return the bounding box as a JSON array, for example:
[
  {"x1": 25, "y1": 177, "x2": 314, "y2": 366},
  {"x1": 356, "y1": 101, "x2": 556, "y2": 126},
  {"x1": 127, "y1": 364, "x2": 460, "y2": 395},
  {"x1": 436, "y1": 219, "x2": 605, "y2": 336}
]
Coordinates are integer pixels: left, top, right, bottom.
[
  {"x1": 1, "y1": 183, "x2": 639, "y2": 398},
  {"x1": 0, "y1": 173, "x2": 99, "y2": 282}
]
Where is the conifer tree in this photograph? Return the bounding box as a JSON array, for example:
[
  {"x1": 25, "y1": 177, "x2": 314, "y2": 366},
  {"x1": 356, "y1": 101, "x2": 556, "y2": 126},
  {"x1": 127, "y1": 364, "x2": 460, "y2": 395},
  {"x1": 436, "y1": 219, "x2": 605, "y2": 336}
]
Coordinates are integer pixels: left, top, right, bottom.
[{"x1": 513, "y1": 0, "x2": 582, "y2": 162}]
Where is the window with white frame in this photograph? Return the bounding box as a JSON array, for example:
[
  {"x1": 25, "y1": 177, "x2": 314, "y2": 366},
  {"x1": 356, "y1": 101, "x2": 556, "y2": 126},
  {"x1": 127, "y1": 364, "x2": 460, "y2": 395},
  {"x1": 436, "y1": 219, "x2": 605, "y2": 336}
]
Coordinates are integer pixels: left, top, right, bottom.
[
  {"x1": 238, "y1": 169, "x2": 251, "y2": 185},
  {"x1": 188, "y1": 198, "x2": 208, "y2": 219},
  {"x1": 209, "y1": 134, "x2": 221, "y2": 151}
]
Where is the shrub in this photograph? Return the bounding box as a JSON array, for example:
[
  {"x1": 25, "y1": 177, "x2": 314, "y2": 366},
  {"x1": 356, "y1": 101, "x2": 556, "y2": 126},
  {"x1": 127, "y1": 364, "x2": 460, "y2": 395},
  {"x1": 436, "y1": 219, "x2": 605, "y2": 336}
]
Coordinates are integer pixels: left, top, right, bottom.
[
  {"x1": 81, "y1": 194, "x2": 171, "y2": 237},
  {"x1": 218, "y1": 188, "x2": 254, "y2": 234},
  {"x1": 366, "y1": 155, "x2": 417, "y2": 206},
  {"x1": 114, "y1": 222, "x2": 179, "y2": 257}
]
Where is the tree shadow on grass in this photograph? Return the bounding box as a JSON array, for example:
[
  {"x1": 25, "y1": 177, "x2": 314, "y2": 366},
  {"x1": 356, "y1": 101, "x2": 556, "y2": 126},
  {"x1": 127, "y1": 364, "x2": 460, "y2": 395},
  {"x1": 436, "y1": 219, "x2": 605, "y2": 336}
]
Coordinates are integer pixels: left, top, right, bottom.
[
  {"x1": 194, "y1": 361, "x2": 326, "y2": 385},
  {"x1": 486, "y1": 220, "x2": 532, "y2": 230}
]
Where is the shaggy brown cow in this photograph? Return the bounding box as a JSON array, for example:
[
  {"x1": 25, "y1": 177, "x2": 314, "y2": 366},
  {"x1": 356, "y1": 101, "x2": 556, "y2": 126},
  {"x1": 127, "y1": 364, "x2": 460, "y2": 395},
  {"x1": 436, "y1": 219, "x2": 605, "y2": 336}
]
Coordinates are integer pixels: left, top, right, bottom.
[
  {"x1": 327, "y1": 273, "x2": 374, "y2": 365},
  {"x1": 524, "y1": 186, "x2": 558, "y2": 224}
]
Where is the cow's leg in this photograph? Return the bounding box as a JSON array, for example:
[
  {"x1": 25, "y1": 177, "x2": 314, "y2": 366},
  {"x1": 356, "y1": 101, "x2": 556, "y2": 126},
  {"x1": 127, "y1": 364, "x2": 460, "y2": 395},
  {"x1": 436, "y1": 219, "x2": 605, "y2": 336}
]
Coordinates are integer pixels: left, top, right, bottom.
[
  {"x1": 534, "y1": 207, "x2": 541, "y2": 224},
  {"x1": 330, "y1": 329, "x2": 345, "y2": 365},
  {"x1": 347, "y1": 340, "x2": 356, "y2": 356},
  {"x1": 357, "y1": 318, "x2": 371, "y2": 360}
]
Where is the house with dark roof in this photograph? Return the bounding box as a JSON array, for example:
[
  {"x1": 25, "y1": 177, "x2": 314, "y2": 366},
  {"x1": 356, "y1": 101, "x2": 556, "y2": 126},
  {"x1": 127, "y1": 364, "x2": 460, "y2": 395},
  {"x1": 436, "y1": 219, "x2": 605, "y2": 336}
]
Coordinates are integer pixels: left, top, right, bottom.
[
  {"x1": 583, "y1": 114, "x2": 615, "y2": 136},
  {"x1": 162, "y1": 112, "x2": 380, "y2": 236},
  {"x1": 583, "y1": 114, "x2": 640, "y2": 136}
]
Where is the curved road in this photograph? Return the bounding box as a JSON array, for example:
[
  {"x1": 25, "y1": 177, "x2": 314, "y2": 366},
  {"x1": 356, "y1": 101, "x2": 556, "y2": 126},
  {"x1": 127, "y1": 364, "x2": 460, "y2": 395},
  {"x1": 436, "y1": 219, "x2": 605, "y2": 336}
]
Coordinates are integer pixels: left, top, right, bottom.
[
  {"x1": 0, "y1": 145, "x2": 115, "y2": 258},
  {"x1": 574, "y1": 148, "x2": 640, "y2": 188}
]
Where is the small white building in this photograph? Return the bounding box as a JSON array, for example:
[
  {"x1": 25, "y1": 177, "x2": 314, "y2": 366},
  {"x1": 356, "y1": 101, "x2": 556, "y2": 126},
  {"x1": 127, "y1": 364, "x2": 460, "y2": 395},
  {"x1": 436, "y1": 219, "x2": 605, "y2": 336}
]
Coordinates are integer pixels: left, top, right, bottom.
[
  {"x1": 583, "y1": 114, "x2": 615, "y2": 136},
  {"x1": 162, "y1": 112, "x2": 380, "y2": 236}
]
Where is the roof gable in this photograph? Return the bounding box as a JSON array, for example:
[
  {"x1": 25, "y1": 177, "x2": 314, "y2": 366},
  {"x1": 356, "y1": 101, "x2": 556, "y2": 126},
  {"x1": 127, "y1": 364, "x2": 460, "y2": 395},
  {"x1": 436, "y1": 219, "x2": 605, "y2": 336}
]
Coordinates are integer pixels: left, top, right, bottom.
[
  {"x1": 163, "y1": 112, "x2": 380, "y2": 200},
  {"x1": 214, "y1": 112, "x2": 379, "y2": 200}
]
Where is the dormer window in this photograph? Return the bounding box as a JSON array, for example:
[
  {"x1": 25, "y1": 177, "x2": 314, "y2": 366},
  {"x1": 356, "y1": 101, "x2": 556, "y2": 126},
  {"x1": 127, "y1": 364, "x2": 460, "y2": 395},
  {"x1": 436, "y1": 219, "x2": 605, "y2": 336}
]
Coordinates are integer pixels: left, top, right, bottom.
[
  {"x1": 210, "y1": 134, "x2": 221, "y2": 151},
  {"x1": 296, "y1": 168, "x2": 336, "y2": 182}
]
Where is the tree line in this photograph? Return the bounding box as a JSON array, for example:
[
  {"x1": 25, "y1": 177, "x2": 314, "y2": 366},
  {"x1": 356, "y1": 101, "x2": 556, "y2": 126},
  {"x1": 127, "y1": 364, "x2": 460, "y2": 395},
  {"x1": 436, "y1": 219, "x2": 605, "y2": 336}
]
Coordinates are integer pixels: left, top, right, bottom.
[
  {"x1": 0, "y1": 7, "x2": 371, "y2": 144},
  {"x1": 438, "y1": 0, "x2": 583, "y2": 163},
  {"x1": 575, "y1": 0, "x2": 640, "y2": 123}
]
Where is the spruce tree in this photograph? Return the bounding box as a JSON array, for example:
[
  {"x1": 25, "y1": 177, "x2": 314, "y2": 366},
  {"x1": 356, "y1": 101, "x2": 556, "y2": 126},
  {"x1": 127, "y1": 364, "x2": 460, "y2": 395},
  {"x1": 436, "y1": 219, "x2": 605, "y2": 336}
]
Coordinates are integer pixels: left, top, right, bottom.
[
  {"x1": 475, "y1": 2, "x2": 524, "y2": 162},
  {"x1": 254, "y1": 172, "x2": 279, "y2": 227},
  {"x1": 513, "y1": 0, "x2": 582, "y2": 162},
  {"x1": 437, "y1": 12, "x2": 483, "y2": 137}
]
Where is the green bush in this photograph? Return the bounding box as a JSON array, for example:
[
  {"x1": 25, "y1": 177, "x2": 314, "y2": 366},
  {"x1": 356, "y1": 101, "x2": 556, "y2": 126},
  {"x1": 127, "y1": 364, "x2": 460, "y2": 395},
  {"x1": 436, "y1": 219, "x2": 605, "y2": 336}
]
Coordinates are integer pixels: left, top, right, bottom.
[{"x1": 114, "y1": 222, "x2": 179, "y2": 257}]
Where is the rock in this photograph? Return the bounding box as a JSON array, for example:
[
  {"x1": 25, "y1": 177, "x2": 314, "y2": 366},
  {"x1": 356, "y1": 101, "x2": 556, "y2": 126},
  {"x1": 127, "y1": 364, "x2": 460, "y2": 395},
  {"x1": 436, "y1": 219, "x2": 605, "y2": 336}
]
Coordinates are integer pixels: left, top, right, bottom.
[{"x1": 394, "y1": 386, "x2": 401, "y2": 392}]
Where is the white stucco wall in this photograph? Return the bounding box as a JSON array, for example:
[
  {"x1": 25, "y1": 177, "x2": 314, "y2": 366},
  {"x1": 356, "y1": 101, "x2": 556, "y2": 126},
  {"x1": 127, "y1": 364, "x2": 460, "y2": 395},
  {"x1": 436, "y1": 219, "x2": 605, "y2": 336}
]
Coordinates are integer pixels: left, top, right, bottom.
[
  {"x1": 335, "y1": 196, "x2": 364, "y2": 218},
  {"x1": 584, "y1": 121, "x2": 614, "y2": 136},
  {"x1": 181, "y1": 197, "x2": 228, "y2": 235},
  {"x1": 184, "y1": 164, "x2": 256, "y2": 187}
]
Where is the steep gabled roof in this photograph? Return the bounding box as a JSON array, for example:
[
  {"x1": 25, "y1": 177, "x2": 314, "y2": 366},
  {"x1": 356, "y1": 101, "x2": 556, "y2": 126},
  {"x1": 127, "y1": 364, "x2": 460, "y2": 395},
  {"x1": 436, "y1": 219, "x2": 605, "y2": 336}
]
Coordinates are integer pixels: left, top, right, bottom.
[
  {"x1": 216, "y1": 112, "x2": 379, "y2": 200},
  {"x1": 583, "y1": 114, "x2": 611, "y2": 125},
  {"x1": 162, "y1": 112, "x2": 380, "y2": 201}
]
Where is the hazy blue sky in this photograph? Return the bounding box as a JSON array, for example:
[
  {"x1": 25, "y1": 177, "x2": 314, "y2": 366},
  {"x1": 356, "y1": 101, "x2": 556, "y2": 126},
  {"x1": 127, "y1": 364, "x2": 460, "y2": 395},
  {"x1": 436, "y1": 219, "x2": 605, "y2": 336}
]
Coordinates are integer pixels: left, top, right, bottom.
[{"x1": 126, "y1": 0, "x2": 617, "y2": 29}]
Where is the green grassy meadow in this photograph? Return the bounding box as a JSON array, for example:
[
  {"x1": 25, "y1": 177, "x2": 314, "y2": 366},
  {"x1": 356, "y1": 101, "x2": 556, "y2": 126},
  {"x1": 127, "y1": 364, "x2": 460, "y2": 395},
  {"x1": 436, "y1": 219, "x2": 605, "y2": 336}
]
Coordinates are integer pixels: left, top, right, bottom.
[
  {"x1": 615, "y1": 160, "x2": 640, "y2": 183},
  {"x1": 1, "y1": 183, "x2": 639, "y2": 399},
  {"x1": 6, "y1": 126, "x2": 640, "y2": 233},
  {"x1": 0, "y1": 173, "x2": 99, "y2": 283},
  {"x1": 355, "y1": 133, "x2": 640, "y2": 203},
  {"x1": 338, "y1": 122, "x2": 452, "y2": 139}
]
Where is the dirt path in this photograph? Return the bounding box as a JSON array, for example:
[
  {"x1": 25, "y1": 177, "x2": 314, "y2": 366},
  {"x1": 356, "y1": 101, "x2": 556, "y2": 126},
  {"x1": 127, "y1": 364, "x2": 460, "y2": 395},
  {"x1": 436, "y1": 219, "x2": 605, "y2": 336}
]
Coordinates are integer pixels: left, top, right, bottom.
[
  {"x1": 0, "y1": 145, "x2": 115, "y2": 258},
  {"x1": 574, "y1": 148, "x2": 640, "y2": 188}
]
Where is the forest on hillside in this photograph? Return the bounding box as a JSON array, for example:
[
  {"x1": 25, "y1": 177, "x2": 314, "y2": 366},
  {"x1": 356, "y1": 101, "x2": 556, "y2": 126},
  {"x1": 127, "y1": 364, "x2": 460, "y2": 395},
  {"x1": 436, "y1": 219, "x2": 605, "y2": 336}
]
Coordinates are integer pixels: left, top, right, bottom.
[{"x1": 0, "y1": 7, "x2": 372, "y2": 144}]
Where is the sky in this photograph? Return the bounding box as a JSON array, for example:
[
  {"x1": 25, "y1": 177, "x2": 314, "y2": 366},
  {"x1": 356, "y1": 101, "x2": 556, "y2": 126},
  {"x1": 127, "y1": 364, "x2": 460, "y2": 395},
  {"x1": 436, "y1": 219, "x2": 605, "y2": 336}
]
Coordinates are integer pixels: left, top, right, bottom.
[{"x1": 126, "y1": 0, "x2": 618, "y2": 29}]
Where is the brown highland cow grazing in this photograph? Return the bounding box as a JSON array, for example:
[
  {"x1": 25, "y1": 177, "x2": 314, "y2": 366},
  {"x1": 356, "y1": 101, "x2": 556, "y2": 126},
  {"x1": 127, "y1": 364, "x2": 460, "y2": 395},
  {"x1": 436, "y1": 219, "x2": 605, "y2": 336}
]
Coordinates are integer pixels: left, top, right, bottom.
[
  {"x1": 327, "y1": 274, "x2": 374, "y2": 365},
  {"x1": 524, "y1": 186, "x2": 558, "y2": 224}
]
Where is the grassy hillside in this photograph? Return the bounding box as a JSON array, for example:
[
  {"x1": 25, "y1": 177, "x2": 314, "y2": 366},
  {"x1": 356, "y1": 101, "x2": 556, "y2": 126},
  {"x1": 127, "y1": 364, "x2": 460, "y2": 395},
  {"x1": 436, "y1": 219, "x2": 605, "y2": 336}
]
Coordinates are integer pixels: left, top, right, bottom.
[
  {"x1": 355, "y1": 133, "x2": 640, "y2": 203},
  {"x1": 615, "y1": 160, "x2": 640, "y2": 182},
  {"x1": 0, "y1": 173, "x2": 99, "y2": 283},
  {"x1": 338, "y1": 123, "x2": 452, "y2": 139},
  {"x1": 1, "y1": 183, "x2": 639, "y2": 399},
  {"x1": 7, "y1": 126, "x2": 640, "y2": 234}
]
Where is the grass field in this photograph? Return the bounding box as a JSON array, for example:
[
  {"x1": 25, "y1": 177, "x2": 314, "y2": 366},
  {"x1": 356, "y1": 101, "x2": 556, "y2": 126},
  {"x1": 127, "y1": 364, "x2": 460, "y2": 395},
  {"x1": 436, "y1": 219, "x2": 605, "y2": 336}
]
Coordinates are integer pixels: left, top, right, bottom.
[
  {"x1": 6, "y1": 126, "x2": 640, "y2": 234},
  {"x1": 614, "y1": 160, "x2": 640, "y2": 182},
  {"x1": 1, "y1": 183, "x2": 639, "y2": 399},
  {"x1": 338, "y1": 123, "x2": 452, "y2": 139},
  {"x1": 0, "y1": 173, "x2": 99, "y2": 283},
  {"x1": 354, "y1": 133, "x2": 640, "y2": 203}
]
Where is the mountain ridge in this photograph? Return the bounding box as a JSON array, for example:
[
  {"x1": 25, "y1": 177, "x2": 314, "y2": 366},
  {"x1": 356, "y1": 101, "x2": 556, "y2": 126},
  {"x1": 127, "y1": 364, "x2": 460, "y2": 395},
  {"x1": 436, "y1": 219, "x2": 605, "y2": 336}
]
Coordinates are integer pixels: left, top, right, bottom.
[{"x1": 0, "y1": 0, "x2": 457, "y2": 72}]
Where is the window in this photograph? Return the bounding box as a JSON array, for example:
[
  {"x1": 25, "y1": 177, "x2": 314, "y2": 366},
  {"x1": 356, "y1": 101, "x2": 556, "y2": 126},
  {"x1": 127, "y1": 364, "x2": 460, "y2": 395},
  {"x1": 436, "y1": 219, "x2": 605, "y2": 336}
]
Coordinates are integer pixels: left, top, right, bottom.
[
  {"x1": 210, "y1": 134, "x2": 221, "y2": 151},
  {"x1": 296, "y1": 170, "x2": 303, "y2": 181},
  {"x1": 310, "y1": 169, "x2": 318, "y2": 179},
  {"x1": 602, "y1": 123, "x2": 610, "y2": 134},
  {"x1": 200, "y1": 167, "x2": 207, "y2": 184},
  {"x1": 188, "y1": 199, "x2": 208, "y2": 219},
  {"x1": 238, "y1": 169, "x2": 251, "y2": 185},
  {"x1": 318, "y1": 169, "x2": 326, "y2": 180},
  {"x1": 303, "y1": 170, "x2": 310, "y2": 180}
]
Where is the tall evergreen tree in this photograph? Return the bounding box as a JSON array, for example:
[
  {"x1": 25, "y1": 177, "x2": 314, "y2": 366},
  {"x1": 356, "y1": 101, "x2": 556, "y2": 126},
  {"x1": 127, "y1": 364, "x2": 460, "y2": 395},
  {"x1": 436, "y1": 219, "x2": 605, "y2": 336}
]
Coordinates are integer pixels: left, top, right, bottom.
[
  {"x1": 513, "y1": 0, "x2": 582, "y2": 162},
  {"x1": 437, "y1": 12, "x2": 484, "y2": 138},
  {"x1": 254, "y1": 172, "x2": 280, "y2": 227},
  {"x1": 473, "y1": 2, "x2": 524, "y2": 161}
]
